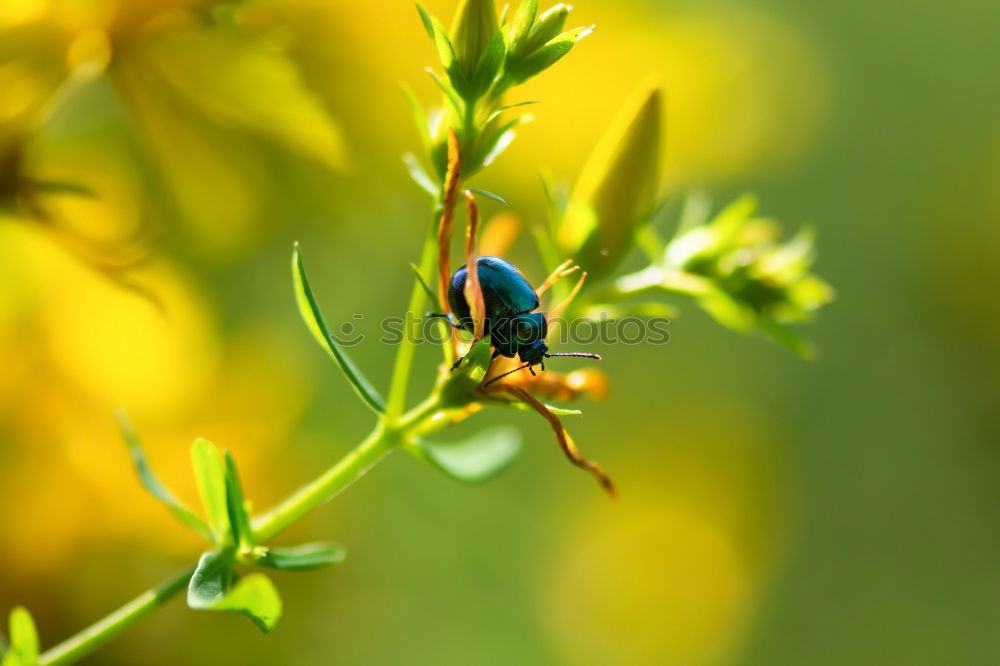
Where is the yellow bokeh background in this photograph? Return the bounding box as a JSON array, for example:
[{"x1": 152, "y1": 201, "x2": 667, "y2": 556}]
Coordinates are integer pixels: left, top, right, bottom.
[{"x1": 1, "y1": 1, "x2": 997, "y2": 665}]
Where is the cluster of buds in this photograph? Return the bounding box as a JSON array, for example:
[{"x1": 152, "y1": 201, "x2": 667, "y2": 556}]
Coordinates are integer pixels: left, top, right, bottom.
[
  {"x1": 508, "y1": 70, "x2": 832, "y2": 357},
  {"x1": 580, "y1": 192, "x2": 834, "y2": 358},
  {"x1": 659, "y1": 194, "x2": 833, "y2": 355},
  {"x1": 407, "y1": 0, "x2": 594, "y2": 185}
]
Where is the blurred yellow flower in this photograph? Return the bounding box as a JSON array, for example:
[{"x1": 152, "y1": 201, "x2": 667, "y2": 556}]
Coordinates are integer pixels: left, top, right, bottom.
[
  {"x1": 1, "y1": 0, "x2": 349, "y2": 258},
  {"x1": 540, "y1": 403, "x2": 792, "y2": 666},
  {"x1": 505, "y1": 3, "x2": 828, "y2": 187},
  {"x1": 0, "y1": 225, "x2": 313, "y2": 574}
]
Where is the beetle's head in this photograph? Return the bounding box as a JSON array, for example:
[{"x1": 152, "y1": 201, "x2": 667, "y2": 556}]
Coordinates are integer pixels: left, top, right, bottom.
[
  {"x1": 517, "y1": 338, "x2": 549, "y2": 366},
  {"x1": 481, "y1": 311, "x2": 601, "y2": 388},
  {"x1": 512, "y1": 312, "x2": 548, "y2": 365}
]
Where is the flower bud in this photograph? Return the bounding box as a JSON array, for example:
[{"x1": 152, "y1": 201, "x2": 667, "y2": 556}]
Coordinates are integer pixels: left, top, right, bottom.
[
  {"x1": 450, "y1": 0, "x2": 500, "y2": 78},
  {"x1": 557, "y1": 84, "x2": 663, "y2": 281},
  {"x1": 515, "y1": 3, "x2": 571, "y2": 57},
  {"x1": 508, "y1": 0, "x2": 538, "y2": 53}
]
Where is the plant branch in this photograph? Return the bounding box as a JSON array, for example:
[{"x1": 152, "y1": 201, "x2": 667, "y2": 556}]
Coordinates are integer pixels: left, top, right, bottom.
[
  {"x1": 39, "y1": 565, "x2": 195, "y2": 666},
  {"x1": 38, "y1": 394, "x2": 445, "y2": 665}
]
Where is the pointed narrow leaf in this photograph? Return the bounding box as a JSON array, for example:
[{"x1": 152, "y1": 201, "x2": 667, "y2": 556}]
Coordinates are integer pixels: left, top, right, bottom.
[
  {"x1": 257, "y1": 542, "x2": 347, "y2": 571},
  {"x1": 115, "y1": 410, "x2": 211, "y2": 540},
  {"x1": 292, "y1": 244, "x2": 387, "y2": 413},
  {"x1": 3, "y1": 607, "x2": 38, "y2": 666},
  {"x1": 191, "y1": 439, "x2": 230, "y2": 544},
  {"x1": 404, "y1": 153, "x2": 439, "y2": 198},
  {"x1": 674, "y1": 190, "x2": 712, "y2": 239},
  {"x1": 401, "y1": 84, "x2": 431, "y2": 152},
  {"x1": 409, "y1": 263, "x2": 442, "y2": 312},
  {"x1": 209, "y1": 574, "x2": 282, "y2": 634},
  {"x1": 224, "y1": 452, "x2": 253, "y2": 550},
  {"x1": 470, "y1": 116, "x2": 531, "y2": 172},
  {"x1": 468, "y1": 188, "x2": 508, "y2": 205},
  {"x1": 414, "y1": 2, "x2": 436, "y2": 39},
  {"x1": 414, "y1": 425, "x2": 522, "y2": 483},
  {"x1": 759, "y1": 319, "x2": 817, "y2": 360},
  {"x1": 415, "y1": 3, "x2": 456, "y2": 69},
  {"x1": 471, "y1": 29, "x2": 506, "y2": 97},
  {"x1": 507, "y1": 25, "x2": 594, "y2": 82},
  {"x1": 425, "y1": 68, "x2": 464, "y2": 118},
  {"x1": 188, "y1": 551, "x2": 235, "y2": 609},
  {"x1": 503, "y1": 399, "x2": 583, "y2": 416},
  {"x1": 508, "y1": 0, "x2": 538, "y2": 48}
]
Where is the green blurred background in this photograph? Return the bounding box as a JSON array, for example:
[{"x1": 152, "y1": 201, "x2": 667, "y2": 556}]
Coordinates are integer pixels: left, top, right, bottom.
[{"x1": 1, "y1": 0, "x2": 997, "y2": 664}]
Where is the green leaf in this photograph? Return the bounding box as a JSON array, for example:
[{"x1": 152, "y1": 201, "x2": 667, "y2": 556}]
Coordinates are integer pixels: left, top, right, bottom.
[
  {"x1": 483, "y1": 100, "x2": 541, "y2": 127},
  {"x1": 257, "y1": 542, "x2": 347, "y2": 571},
  {"x1": 468, "y1": 188, "x2": 508, "y2": 205},
  {"x1": 758, "y1": 319, "x2": 817, "y2": 360},
  {"x1": 636, "y1": 224, "x2": 666, "y2": 263},
  {"x1": 579, "y1": 301, "x2": 678, "y2": 320},
  {"x1": 401, "y1": 84, "x2": 431, "y2": 153},
  {"x1": 409, "y1": 262, "x2": 441, "y2": 312},
  {"x1": 209, "y1": 574, "x2": 282, "y2": 634},
  {"x1": 506, "y1": 401, "x2": 582, "y2": 416},
  {"x1": 188, "y1": 554, "x2": 282, "y2": 633},
  {"x1": 696, "y1": 286, "x2": 755, "y2": 333},
  {"x1": 470, "y1": 29, "x2": 506, "y2": 98},
  {"x1": 673, "y1": 190, "x2": 711, "y2": 239},
  {"x1": 517, "y1": 3, "x2": 571, "y2": 56},
  {"x1": 413, "y1": 426, "x2": 522, "y2": 483},
  {"x1": 224, "y1": 452, "x2": 253, "y2": 550},
  {"x1": 507, "y1": 25, "x2": 594, "y2": 83},
  {"x1": 470, "y1": 116, "x2": 531, "y2": 173},
  {"x1": 414, "y1": 2, "x2": 436, "y2": 39},
  {"x1": 115, "y1": 409, "x2": 211, "y2": 540},
  {"x1": 188, "y1": 551, "x2": 236, "y2": 609},
  {"x1": 707, "y1": 193, "x2": 758, "y2": 254},
  {"x1": 424, "y1": 67, "x2": 464, "y2": 119},
  {"x1": 403, "y1": 153, "x2": 439, "y2": 198},
  {"x1": 292, "y1": 244, "x2": 387, "y2": 413},
  {"x1": 415, "y1": 3, "x2": 456, "y2": 70},
  {"x1": 415, "y1": 3, "x2": 469, "y2": 96},
  {"x1": 1, "y1": 607, "x2": 38, "y2": 666},
  {"x1": 508, "y1": 0, "x2": 538, "y2": 49},
  {"x1": 190, "y1": 439, "x2": 230, "y2": 545}
]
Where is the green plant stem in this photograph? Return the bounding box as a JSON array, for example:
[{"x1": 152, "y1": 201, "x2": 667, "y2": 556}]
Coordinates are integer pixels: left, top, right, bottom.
[
  {"x1": 386, "y1": 216, "x2": 440, "y2": 418},
  {"x1": 39, "y1": 565, "x2": 195, "y2": 666},
  {"x1": 250, "y1": 424, "x2": 393, "y2": 542},
  {"x1": 581, "y1": 265, "x2": 714, "y2": 310},
  {"x1": 39, "y1": 394, "x2": 444, "y2": 666}
]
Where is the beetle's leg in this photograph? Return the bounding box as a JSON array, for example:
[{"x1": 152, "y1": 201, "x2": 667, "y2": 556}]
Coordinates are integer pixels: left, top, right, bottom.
[
  {"x1": 450, "y1": 354, "x2": 465, "y2": 371},
  {"x1": 427, "y1": 312, "x2": 463, "y2": 330},
  {"x1": 529, "y1": 365, "x2": 536, "y2": 376}
]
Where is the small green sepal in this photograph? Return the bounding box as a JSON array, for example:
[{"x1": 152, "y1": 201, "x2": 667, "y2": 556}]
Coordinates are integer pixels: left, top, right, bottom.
[{"x1": 256, "y1": 542, "x2": 347, "y2": 571}]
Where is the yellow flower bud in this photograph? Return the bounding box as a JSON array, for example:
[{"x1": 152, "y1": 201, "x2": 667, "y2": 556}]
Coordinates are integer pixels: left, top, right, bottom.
[{"x1": 558, "y1": 84, "x2": 663, "y2": 281}]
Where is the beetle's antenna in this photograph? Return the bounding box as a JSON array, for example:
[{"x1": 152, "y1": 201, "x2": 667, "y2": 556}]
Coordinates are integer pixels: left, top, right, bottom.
[
  {"x1": 482, "y1": 362, "x2": 533, "y2": 388},
  {"x1": 545, "y1": 352, "x2": 602, "y2": 360}
]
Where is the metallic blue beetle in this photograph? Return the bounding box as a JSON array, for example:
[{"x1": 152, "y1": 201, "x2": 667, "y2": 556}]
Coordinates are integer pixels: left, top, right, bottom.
[{"x1": 435, "y1": 256, "x2": 599, "y2": 384}]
